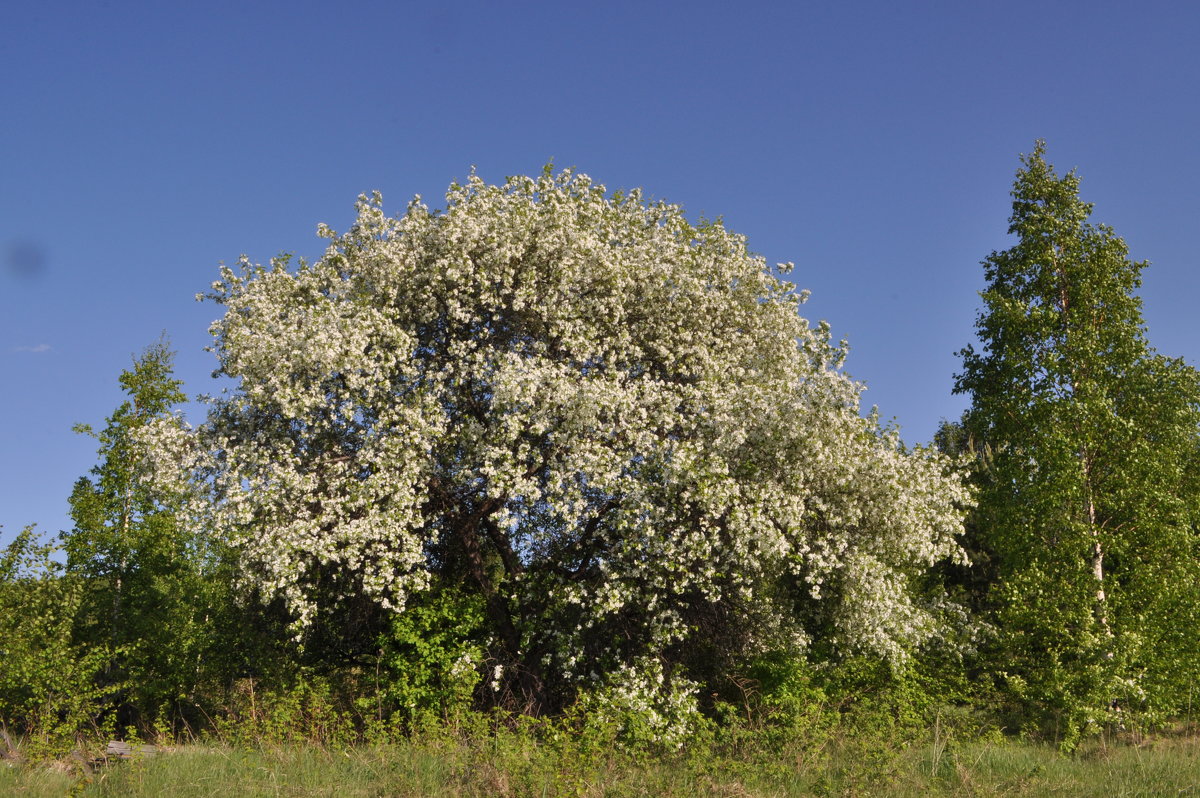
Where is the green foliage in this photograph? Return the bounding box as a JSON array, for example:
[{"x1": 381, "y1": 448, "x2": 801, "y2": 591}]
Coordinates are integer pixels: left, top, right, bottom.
[
  {"x1": 955, "y1": 142, "x2": 1200, "y2": 743},
  {"x1": 0, "y1": 527, "x2": 116, "y2": 757},
  {"x1": 376, "y1": 583, "x2": 486, "y2": 728},
  {"x1": 64, "y1": 338, "x2": 239, "y2": 731},
  {"x1": 219, "y1": 674, "x2": 361, "y2": 749},
  {"x1": 738, "y1": 651, "x2": 830, "y2": 721}
]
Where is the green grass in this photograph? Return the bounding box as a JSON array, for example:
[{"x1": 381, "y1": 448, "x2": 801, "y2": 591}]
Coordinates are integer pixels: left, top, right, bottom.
[{"x1": 4, "y1": 729, "x2": 1200, "y2": 797}]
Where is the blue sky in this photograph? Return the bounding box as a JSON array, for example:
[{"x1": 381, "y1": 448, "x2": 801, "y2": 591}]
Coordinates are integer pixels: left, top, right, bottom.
[{"x1": 3, "y1": 1, "x2": 1199, "y2": 544}]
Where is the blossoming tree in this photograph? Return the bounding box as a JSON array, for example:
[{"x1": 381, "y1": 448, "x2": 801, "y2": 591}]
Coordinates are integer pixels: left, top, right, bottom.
[{"x1": 147, "y1": 168, "x2": 967, "y2": 736}]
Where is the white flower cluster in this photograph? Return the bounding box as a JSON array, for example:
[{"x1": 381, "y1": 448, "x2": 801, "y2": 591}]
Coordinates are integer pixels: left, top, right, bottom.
[
  {"x1": 142, "y1": 168, "x2": 969, "y2": 734},
  {"x1": 580, "y1": 657, "x2": 701, "y2": 749}
]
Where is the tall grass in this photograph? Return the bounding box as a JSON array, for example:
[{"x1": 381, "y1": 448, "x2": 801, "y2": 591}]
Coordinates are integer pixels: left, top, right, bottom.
[{"x1": 4, "y1": 723, "x2": 1199, "y2": 796}]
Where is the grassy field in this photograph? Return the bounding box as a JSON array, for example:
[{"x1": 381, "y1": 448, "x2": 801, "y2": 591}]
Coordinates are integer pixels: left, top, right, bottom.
[{"x1": 4, "y1": 729, "x2": 1200, "y2": 797}]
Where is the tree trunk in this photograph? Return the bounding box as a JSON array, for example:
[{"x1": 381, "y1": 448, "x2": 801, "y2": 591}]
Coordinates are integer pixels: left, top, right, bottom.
[{"x1": 1083, "y1": 457, "x2": 1114, "y2": 652}]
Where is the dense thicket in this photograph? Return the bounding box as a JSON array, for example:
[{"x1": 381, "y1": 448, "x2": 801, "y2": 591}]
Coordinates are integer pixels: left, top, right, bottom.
[{"x1": 2, "y1": 153, "x2": 1197, "y2": 756}]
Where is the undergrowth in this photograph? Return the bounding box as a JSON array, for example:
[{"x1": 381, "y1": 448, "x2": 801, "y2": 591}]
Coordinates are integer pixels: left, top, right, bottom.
[{"x1": 3, "y1": 685, "x2": 1198, "y2": 797}]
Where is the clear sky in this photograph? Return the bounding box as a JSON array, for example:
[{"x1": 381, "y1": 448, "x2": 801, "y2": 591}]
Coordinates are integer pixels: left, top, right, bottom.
[{"x1": 3, "y1": 1, "x2": 1199, "y2": 545}]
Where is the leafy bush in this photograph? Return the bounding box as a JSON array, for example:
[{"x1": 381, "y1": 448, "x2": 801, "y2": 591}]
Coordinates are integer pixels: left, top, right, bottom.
[
  {"x1": 376, "y1": 582, "x2": 486, "y2": 728},
  {"x1": 0, "y1": 527, "x2": 117, "y2": 758}
]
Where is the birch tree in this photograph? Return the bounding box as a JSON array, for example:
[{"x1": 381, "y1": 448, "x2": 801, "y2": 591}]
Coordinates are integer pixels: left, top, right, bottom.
[
  {"x1": 955, "y1": 143, "x2": 1200, "y2": 742},
  {"x1": 67, "y1": 339, "x2": 223, "y2": 721}
]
